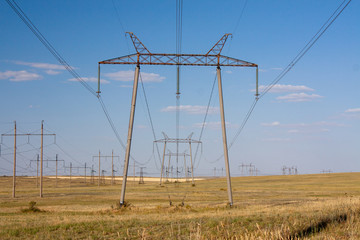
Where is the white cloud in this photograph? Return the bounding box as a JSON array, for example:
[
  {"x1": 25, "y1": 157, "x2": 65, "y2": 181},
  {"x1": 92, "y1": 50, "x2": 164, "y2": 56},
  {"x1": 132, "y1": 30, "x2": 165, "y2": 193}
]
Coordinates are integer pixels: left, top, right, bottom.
[
  {"x1": 261, "y1": 137, "x2": 291, "y2": 142},
  {"x1": 28, "y1": 105, "x2": 40, "y2": 109},
  {"x1": 345, "y1": 108, "x2": 360, "y2": 113},
  {"x1": 261, "y1": 121, "x2": 280, "y2": 127},
  {"x1": 193, "y1": 121, "x2": 238, "y2": 130},
  {"x1": 105, "y1": 70, "x2": 165, "y2": 82},
  {"x1": 276, "y1": 93, "x2": 323, "y2": 102},
  {"x1": 262, "y1": 121, "x2": 343, "y2": 134},
  {"x1": 262, "y1": 121, "x2": 343, "y2": 128},
  {"x1": 68, "y1": 77, "x2": 109, "y2": 84},
  {"x1": 288, "y1": 129, "x2": 299, "y2": 133},
  {"x1": 258, "y1": 67, "x2": 282, "y2": 72},
  {"x1": 342, "y1": 108, "x2": 360, "y2": 119},
  {"x1": 255, "y1": 84, "x2": 314, "y2": 93},
  {"x1": 45, "y1": 70, "x2": 61, "y2": 75},
  {"x1": 14, "y1": 61, "x2": 68, "y2": 70},
  {"x1": 119, "y1": 85, "x2": 133, "y2": 88},
  {"x1": 311, "y1": 121, "x2": 344, "y2": 127},
  {"x1": 161, "y1": 105, "x2": 219, "y2": 115},
  {"x1": 0, "y1": 70, "x2": 42, "y2": 82}
]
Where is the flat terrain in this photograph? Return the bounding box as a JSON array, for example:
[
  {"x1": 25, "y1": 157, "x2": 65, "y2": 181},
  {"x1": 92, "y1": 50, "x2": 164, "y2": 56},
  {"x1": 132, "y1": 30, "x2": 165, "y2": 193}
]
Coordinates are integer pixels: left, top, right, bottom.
[{"x1": 0, "y1": 173, "x2": 359, "y2": 239}]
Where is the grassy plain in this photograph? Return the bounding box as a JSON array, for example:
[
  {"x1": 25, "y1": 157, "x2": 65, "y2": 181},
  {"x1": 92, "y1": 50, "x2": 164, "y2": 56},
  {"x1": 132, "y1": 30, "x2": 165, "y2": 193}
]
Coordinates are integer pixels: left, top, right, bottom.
[{"x1": 0, "y1": 172, "x2": 359, "y2": 239}]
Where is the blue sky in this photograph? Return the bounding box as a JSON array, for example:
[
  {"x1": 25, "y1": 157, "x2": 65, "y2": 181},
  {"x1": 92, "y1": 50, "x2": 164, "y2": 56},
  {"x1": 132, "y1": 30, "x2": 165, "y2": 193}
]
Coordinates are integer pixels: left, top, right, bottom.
[{"x1": 0, "y1": 0, "x2": 359, "y2": 177}]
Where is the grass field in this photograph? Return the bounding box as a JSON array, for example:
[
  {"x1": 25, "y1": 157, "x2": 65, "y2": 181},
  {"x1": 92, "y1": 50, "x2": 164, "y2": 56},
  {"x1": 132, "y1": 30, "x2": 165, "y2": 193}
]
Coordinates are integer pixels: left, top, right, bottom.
[{"x1": 0, "y1": 173, "x2": 359, "y2": 239}]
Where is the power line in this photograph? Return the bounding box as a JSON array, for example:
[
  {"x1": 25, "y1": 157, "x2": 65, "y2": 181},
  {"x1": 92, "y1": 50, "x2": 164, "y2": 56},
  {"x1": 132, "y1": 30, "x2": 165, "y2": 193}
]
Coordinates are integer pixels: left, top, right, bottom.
[
  {"x1": 259, "y1": 0, "x2": 352, "y2": 97},
  {"x1": 175, "y1": 0, "x2": 184, "y2": 172},
  {"x1": 54, "y1": 143, "x2": 82, "y2": 166},
  {"x1": 232, "y1": 0, "x2": 249, "y2": 36},
  {"x1": 193, "y1": 73, "x2": 217, "y2": 165},
  {"x1": 5, "y1": 0, "x2": 97, "y2": 97},
  {"x1": 139, "y1": 73, "x2": 162, "y2": 167},
  {"x1": 110, "y1": 0, "x2": 131, "y2": 54},
  {"x1": 218, "y1": 0, "x2": 352, "y2": 157},
  {"x1": 5, "y1": 0, "x2": 136, "y2": 163}
]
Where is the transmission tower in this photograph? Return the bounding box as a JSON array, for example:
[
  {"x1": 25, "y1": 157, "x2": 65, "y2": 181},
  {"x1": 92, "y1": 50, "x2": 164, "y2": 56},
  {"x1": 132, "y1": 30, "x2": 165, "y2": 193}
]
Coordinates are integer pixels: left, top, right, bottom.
[
  {"x1": 1, "y1": 121, "x2": 55, "y2": 198},
  {"x1": 155, "y1": 132, "x2": 200, "y2": 185},
  {"x1": 92, "y1": 151, "x2": 120, "y2": 187},
  {"x1": 137, "y1": 167, "x2": 146, "y2": 184},
  {"x1": 90, "y1": 165, "x2": 96, "y2": 184},
  {"x1": 282, "y1": 166, "x2": 298, "y2": 175},
  {"x1": 163, "y1": 149, "x2": 191, "y2": 183},
  {"x1": 30, "y1": 154, "x2": 65, "y2": 187},
  {"x1": 98, "y1": 32, "x2": 258, "y2": 206},
  {"x1": 101, "y1": 170, "x2": 107, "y2": 185},
  {"x1": 239, "y1": 163, "x2": 256, "y2": 176}
]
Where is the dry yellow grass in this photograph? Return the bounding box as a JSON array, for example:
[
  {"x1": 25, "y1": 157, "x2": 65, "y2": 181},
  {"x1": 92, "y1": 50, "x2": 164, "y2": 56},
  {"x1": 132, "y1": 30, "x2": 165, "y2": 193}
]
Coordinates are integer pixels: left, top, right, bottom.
[{"x1": 0, "y1": 172, "x2": 359, "y2": 239}]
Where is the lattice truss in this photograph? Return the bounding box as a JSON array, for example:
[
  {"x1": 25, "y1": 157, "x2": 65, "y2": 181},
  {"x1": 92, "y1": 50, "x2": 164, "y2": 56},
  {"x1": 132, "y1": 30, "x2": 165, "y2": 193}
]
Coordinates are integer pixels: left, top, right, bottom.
[{"x1": 99, "y1": 32, "x2": 258, "y2": 67}]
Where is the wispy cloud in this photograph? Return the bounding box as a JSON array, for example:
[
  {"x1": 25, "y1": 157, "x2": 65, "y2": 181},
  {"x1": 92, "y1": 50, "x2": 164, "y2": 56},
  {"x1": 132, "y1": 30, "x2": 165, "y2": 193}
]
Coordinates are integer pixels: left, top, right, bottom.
[
  {"x1": 119, "y1": 85, "x2": 133, "y2": 88},
  {"x1": 261, "y1": 121, "x2": 344, "y2": 128},
  {"x1": 345, "y1": 108, "x2": 360, "y2": 113},
  {"x1": 193, "y1": 121, "x2": 238, "y2": 130},
  {"x1": 258, "y1": 67, "x2": 283, "y2": 72},
  {"x1": 105, "y1": 70, "x2": 165, "y2": 82},
  {"x1": 13, "y1": 61, "x2": 68, "y2": 70},
  {"x1": 276, "y1": 93, "x2": 323, "y2": 102},
  {"x1": 0, "y1": 70, "x2": 42, "y2": 82},
  {"x1": 342, "y1": 108, "x2": 360, "y2": 119},
  {"x1": 261, "y1": 121, "x2": 343, "y2": 134},
  {"x1": 28, "y1": 105, "x2": 40, "y2": 109},
  {"x1": 45, "y1": 70, "x2": 61, "y2": 75},
  {"x1": 261, "y1": 137, "x2": 291, "y2": 142},
  {"x1": 254, "y1": 84, "x2": 314, "y2": 93},
  {"x1": 161, "y1": 105, "x2": 219, "y2": 115},
  {"x1": 261, "y1": 121, "x2": 280, "y2": 127},
  {"x1": 68, "y1": 77, "x2": 109, "y2": 84}
]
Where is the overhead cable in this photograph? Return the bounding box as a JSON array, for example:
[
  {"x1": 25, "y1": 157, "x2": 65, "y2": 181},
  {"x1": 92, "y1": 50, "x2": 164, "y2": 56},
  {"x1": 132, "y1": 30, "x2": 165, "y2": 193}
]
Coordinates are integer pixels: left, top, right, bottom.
[
  {"x1": 217, "y1": 0, "x2": 352, "y2": 160},
  {"x1": 259, "y1": 0, "x2": 352, "y2": 98},
  {"x1": 193, "y1": 73, "x2": 217, "y2": 165},
  {"x1": 6, "y1": 0, "x2": 133, "y2": 161},
  {"x1": 139, "y1": 73, "x2": 162, "y2": 166},
  {"x1": 5, "y1": 0, "x2": 97, "y2": 97}
]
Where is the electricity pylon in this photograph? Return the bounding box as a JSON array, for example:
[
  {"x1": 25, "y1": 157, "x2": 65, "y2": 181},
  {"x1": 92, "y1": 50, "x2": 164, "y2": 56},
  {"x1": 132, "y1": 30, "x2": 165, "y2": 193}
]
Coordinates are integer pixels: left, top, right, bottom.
[
  {"x1": 1, "y1": 121, "x2": 55, "y2": 198},
  {"x1": 98, "y1": 32, "x2": 258, "y2": 206},
  {"x1": 155, "y1": 132, "x2": 199, "y2": 185},
  {"x1": 92, "y1": 151, "x2": 120, "y2": 187},
  {"x1": 30, "y1": 154, "x2": 65, "y2": 187}
]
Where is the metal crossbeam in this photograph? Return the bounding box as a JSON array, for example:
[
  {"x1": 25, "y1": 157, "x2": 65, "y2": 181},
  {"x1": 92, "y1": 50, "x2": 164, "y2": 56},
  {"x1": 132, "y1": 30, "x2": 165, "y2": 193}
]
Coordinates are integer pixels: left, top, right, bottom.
[
  {"x1": 154, "y1": 137, "x2": 201, "y2": 144},
  {"x1": 99, "y1": 33, "x2": 257, "y2": 67},
  {"x1": 99, "y1": 53, "x2": 257, "y2": 67}
]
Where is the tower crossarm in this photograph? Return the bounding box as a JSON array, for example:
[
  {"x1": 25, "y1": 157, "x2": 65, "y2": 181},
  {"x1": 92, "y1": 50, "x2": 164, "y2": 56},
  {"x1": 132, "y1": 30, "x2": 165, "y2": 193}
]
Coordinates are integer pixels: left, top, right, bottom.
[
  {"x1": 154, "y1": 137, "x2": 202, "y2": 144},
  {"x1": 100, "y1": 32, "x2": 256, "y2": 67},
  {"x1": 99, "y1": 53, "x2": 257, "y2": 67}
]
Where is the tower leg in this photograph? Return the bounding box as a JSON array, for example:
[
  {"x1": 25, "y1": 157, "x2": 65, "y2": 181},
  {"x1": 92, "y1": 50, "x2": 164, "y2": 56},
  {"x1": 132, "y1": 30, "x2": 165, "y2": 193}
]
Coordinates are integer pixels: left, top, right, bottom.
[
  {"x1": 217, "y1": 66, "x2": 233, "y2": 206},
  {"x1": 120, "y1": 64, "x2": 140, "y2": 205},
  {"x1": 189, "y1": 143, "x2": 195, "y2": 185},
  {"x1": 159, "y1": 141, "x2": 167, "y2": 185}
]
